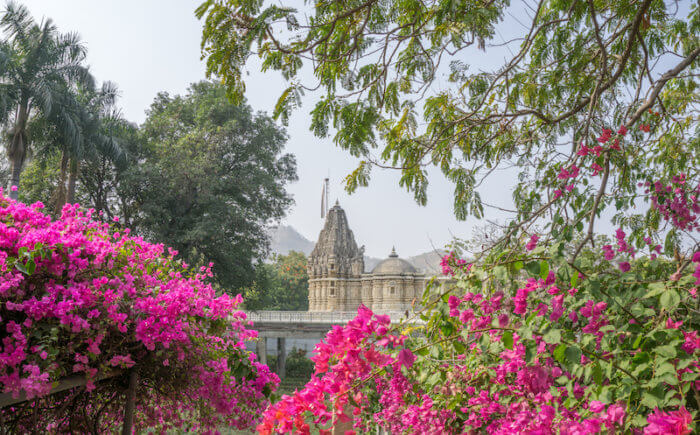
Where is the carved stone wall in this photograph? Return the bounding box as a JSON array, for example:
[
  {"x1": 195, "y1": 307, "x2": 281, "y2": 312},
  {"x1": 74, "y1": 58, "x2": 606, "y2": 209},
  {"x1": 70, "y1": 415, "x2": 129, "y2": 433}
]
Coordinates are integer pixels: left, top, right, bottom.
[{"x1": 308, "y1": 202, "x2": 428, "y2": 313}]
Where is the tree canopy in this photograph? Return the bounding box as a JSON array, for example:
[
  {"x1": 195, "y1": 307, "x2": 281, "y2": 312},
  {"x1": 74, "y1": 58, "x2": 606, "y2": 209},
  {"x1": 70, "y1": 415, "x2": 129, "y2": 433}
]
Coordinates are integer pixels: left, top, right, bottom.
[
  {"x1": 198, "y1": 0, "x2": 699, "y2": 252},
  {"x1": 244, "y1": 251, "x2": 309, "y2": 311},
  {"x1": 0, "y1": 1, "x2": 95, "y2": 200},
  {"x1": 124, "y1": 81, "x2": 298, "y2": 291}
]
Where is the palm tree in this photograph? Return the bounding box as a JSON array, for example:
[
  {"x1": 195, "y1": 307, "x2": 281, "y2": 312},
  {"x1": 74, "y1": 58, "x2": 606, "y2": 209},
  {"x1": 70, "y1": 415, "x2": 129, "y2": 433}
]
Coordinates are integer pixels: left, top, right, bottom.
[
  {"x1": 64, "y1": 81, "x2": 128, "y2": 206},
  {"x1": 0, "y1": 1, "x2": 94, "y2": 200}
]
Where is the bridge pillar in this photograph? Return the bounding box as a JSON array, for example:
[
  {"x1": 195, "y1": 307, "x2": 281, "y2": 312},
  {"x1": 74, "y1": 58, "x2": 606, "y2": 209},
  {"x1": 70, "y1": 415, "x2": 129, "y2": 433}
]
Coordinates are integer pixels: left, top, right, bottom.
[
  {"x1": 276, "y1": 337, "x2": 286, "y2": 379},
  {"x1": 256, "y1": 337, "x2": 267, "y2": 366}
]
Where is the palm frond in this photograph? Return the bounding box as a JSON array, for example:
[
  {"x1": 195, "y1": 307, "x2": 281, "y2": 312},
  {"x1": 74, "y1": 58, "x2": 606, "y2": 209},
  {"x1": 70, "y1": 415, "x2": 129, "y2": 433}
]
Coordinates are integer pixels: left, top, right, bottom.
[{"x1": 0, "y1": 1, "x2": 33, "y2": 47}]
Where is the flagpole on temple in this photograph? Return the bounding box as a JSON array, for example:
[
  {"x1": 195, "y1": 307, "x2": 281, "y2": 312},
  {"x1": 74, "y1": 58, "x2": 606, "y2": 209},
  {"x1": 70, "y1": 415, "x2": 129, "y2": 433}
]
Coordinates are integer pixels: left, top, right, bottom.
[{"x1": 321, "y1": 177, "x2": 329, "y2": 218}]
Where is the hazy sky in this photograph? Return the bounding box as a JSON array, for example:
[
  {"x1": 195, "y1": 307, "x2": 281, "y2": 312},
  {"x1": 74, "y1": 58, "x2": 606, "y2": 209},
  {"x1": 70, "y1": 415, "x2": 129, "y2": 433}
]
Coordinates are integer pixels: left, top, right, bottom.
[{"x1": 19, "y1": 0, "x2": 520, "y2": 258}]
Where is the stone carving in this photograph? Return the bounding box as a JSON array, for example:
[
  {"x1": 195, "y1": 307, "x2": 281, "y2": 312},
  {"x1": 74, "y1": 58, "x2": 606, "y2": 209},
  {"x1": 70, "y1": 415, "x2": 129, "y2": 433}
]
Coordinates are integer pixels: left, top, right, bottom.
[{"x1": 307, "y1": 202, "x2": 428, "y2": 312}]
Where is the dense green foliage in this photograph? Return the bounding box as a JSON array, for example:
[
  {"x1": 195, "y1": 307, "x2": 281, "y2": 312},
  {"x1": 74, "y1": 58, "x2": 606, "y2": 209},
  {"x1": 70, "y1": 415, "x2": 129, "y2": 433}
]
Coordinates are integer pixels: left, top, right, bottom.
[
  {"x1": 198, "y1": 0, "x2": 698, "y2": 239},
  {"x1": 120, "y1": 82, "x2": 297, "y2": 290},
  {"x1": 244, "y1": 250, "x2": 309, "y2": 311},
  {"x1": 16, "y1": 81, "x2": 298, "y2": 291}
]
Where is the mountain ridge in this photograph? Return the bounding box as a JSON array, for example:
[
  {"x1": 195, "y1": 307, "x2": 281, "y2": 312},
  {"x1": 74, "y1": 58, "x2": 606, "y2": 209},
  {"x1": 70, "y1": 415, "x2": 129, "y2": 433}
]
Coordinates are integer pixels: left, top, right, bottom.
[{"x1": 268, "y1": 225, "x2": 445, "y2": 274}]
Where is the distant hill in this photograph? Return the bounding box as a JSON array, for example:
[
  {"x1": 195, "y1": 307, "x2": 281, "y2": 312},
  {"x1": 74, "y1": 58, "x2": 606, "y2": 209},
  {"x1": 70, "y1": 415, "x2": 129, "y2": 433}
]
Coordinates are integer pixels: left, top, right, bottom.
[
  {"x1": 268, "y1": 225, "x2": 315, "y2": 256},
  {"x1": 268, "y1": 225, "x2": 445, "y2": 275}
]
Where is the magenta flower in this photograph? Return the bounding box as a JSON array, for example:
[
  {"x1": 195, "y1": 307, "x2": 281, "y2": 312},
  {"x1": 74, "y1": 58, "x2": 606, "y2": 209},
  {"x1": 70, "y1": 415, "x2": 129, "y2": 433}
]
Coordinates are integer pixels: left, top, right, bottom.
[
  {"x1": 397, "y1": 348, "x2": 416, "y2": 368},
  {"x1": 526, "y1": 234, "x2": 539, "y2": 251},
  {"x1": 644, "y1": 407, "x2": 692, "y2": 435}
]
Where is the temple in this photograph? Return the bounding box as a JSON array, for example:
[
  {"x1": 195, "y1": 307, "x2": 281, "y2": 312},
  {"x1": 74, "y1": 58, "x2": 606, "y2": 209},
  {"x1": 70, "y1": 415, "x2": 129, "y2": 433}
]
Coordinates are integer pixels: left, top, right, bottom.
[{"x1": 307, "y1": 201, "x2": 427, "y2": 312}]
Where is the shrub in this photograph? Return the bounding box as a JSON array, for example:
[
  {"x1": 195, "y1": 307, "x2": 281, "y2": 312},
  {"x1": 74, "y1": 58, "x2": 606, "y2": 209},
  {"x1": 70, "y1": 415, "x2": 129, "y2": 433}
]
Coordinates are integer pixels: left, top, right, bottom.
[{"x1": 0, "y1": 194, "x2": 278, "y2": 432}]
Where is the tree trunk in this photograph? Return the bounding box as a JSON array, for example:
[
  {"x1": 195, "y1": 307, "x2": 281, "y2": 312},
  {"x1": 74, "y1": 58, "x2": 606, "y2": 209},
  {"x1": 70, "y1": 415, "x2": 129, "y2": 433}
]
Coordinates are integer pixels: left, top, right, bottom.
[
  {"x1": 7, "y1": 103, "x2": 29, "y2": 201},
  {"x1": 8, "y1": 155, "x2": 23, "y2": 201},
  {"x1": 67, "y1": 159, "x2": 80, "y2": 204},
  {"x1": 121, "y1": 370, "x2": 138, "y2": 435},
  {"x1": 54, "y1": 151, "x2": 69, "y2": 213}
]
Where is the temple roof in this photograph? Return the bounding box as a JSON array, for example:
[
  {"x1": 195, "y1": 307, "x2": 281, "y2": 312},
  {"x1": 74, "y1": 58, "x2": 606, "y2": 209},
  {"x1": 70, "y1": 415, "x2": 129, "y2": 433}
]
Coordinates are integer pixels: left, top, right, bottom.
[
  {"x1": 371, "y1": 247, "x2": 417, "y2": 275},
  {"x1": 309, "y1": 202, "x2": 361, "y2": 261}
]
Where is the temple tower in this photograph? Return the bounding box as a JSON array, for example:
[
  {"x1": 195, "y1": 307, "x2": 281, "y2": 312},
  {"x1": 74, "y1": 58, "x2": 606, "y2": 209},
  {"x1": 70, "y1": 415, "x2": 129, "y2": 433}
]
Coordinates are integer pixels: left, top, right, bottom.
[{"x1": 307, "y1": 201, "x2": 364, "y2": 311}]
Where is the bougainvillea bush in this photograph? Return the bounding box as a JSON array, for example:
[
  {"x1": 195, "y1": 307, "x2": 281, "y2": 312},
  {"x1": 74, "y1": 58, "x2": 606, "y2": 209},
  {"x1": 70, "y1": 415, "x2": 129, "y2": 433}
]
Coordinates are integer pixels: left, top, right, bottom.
[
  {"x1": 259, "y1": 242, "x2": 699, "y2": 434},
  {"x1": 0, "y1": 193, "x2": 278, "y2": 432},
  {"x1": 258, "y1": 124, "x2": 699, "y2": 435}
]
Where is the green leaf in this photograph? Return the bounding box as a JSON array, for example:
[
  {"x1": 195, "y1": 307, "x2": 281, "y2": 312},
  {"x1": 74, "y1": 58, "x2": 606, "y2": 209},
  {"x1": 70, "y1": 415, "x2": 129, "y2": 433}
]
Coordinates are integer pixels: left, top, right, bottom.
[
  {"x1": 539, "y1": 260, "x2": 550, "y2": 280},
  {"x1": 644, "y1": 282, "x2": 666, "y2": 299},
  {"x1": 655, "y1": 345, "x2": 676, "y2": 359},
  {"x1": 25, "y1": 259, "x2": 35, "y2": 275},
  {"x1": 14, "y1": 262, "x2": 27, "y2": 274},
  {"x1": 592, "y1": 362, "x2": 603, "y2": 385},
  {"x1": 553, "y1": 344, "x2": 567, "y2": 363},
  {"x1": 659, "y1": 290, "x2": 680, "y2": 310},
  {"x1": 525, "y1": 261, "x2": 540, "y2": 277},
  {"x1": 524, "y1": 341, "x2": 536, "y2": 362},
  {"x1": 565, "y1": 346, "x2": 582, "y2": 364},
  {"x1": 641, "y1": 391, "x2": 663, "y2": 409},
  {"x1": 502, "y1": 330, "x2": 513, "y2": 350},
  {"x1": 543, "y1": 329, "x2": 561, "y2": 345},
  {"x1": 570, "y1": 270, "x2": 579, "y2": 287}
]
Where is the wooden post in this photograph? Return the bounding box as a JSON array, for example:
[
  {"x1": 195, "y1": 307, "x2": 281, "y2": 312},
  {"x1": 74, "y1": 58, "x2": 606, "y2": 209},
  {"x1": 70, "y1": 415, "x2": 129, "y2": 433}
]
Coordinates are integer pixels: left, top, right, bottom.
[{"x1": 121, "y1": 370, "x2": 138, "y2": 435}]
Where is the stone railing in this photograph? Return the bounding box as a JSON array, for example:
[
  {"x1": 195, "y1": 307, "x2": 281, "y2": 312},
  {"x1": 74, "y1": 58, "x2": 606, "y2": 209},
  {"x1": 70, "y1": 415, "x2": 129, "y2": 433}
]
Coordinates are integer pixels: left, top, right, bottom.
[{"x1": 244, "y1": 310, "x2": 409, "y2": 324}]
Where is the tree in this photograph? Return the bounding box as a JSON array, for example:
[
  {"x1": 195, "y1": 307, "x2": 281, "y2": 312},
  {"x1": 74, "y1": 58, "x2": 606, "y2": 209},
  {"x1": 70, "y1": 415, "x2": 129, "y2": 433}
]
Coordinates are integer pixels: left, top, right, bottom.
[
  {"x1": 125, "y1": 81, "x2": 297, "y2": 291},
  {"x1": 77, "y1": 116, "x2": 140, "y2": 223},
  {"x1": 198, "y1": 0, "x2": 698, "y2": 249},
  {"x1": 61, "y1": 81, "x2": 128, "y2": 208},
  {"x1": 244, "y1": 251, "x2": 309, "y2": 311},
  {"x1": 0, "y1": 1, "x2": 94, "y2": 200},
  {"x1": 17, "y1": 82, "x2": 128, "y2": 214}
]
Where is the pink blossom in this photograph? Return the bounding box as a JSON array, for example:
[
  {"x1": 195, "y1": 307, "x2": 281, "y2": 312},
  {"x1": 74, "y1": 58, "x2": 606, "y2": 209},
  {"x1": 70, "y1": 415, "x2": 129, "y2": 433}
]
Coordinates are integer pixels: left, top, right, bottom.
[
  {"x1": 397, "y1": 348, "x2": 416, "y2": 368},
  {"x1": 644, "y1": 407, "x2": 692, "y2": 435},
  {"x1": 526, "y1": 235, "x2": 539, "y2": 251}
]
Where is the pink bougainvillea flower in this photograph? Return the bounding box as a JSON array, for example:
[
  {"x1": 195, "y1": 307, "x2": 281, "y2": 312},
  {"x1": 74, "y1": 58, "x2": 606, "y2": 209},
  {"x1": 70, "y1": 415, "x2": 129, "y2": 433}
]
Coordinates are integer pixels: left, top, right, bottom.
[
  {"x1": 397, "y1": 348, "x2": 416, "y2": 368},
  {"x1": 526, "y1": 235, "x2": 539, "y2": 251},
  {"x1": 644, "y1": 407, "x2": 692, "y2": 435}
]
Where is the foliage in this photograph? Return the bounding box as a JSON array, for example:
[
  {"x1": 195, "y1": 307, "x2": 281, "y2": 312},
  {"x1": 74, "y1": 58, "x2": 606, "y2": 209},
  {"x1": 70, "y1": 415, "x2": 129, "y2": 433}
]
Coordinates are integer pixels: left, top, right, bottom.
[
  {"x1": 197, "y1": 0, "x2": 699, "y2": 239},
  {"x1": 0, "y1": 193, "x2": 278, "y2": 432},
  {"x1": 244, "y1": 251, "x2": 309, "y2": 311},
  {"x1": 285, "y1": 348, "x2": 315, "y2": 380},
  {"x1": 258, "y1": 237, "x2": 699, "y2": 434},
  {"x1": 197, "y1": 1, "x2": 700, "y2": 433},
  {"x1": 0, "y1": 1, "x2": 94, "y2": 200},
  {"x1": 76, "y1": 116, "x2": 142, "y2": 224},
  {"x1": 17, "y1": 149, "x2": 61, "y2": 207},
  {"x1": 267, "y1": 348, "x2": 315, "y2": 380},
  {"x1": 115, "y1": 81, "x2": 297, "y2": 292}
]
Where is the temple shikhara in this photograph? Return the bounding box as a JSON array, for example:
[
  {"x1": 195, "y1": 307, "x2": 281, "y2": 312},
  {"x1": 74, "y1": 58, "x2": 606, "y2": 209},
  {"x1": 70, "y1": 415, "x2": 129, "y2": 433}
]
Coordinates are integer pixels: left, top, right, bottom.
[{"x1": 307, "y1": 201, "x2": 429, "y2": 312}]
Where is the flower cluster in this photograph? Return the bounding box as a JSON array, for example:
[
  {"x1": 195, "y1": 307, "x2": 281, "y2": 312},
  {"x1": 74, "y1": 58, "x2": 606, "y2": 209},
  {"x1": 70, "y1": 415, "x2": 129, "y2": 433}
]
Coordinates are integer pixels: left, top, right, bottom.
[
  {"x1": 647, "y1": 175, "x2": 700, "y2": 232},
  {"x1": 440, "y1": 251, "x2": 470, "y2": 276},
  {"x1": 0, "y1": 193, "x2": 277, "y2": 432}
]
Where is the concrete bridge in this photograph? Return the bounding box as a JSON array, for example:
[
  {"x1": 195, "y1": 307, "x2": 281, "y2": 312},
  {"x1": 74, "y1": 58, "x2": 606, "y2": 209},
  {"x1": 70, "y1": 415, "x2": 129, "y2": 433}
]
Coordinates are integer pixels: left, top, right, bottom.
[{"x1": 245, "y1": 311, "x2": 408, "y2": 378}]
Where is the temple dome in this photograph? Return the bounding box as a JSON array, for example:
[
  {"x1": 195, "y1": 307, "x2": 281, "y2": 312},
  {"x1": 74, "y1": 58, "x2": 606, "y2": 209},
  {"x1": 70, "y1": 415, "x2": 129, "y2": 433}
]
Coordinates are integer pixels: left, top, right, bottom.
[{"x1": 371, "y1": 247, "x2": 417, "y2": 275}]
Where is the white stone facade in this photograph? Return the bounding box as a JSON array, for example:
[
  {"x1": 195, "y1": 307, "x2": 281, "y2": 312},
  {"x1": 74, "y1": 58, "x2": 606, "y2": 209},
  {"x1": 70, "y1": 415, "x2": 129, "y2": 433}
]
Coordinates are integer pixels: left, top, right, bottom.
[{"x1": 307, "y1": 203, "x2": 428, "y2": 312}]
